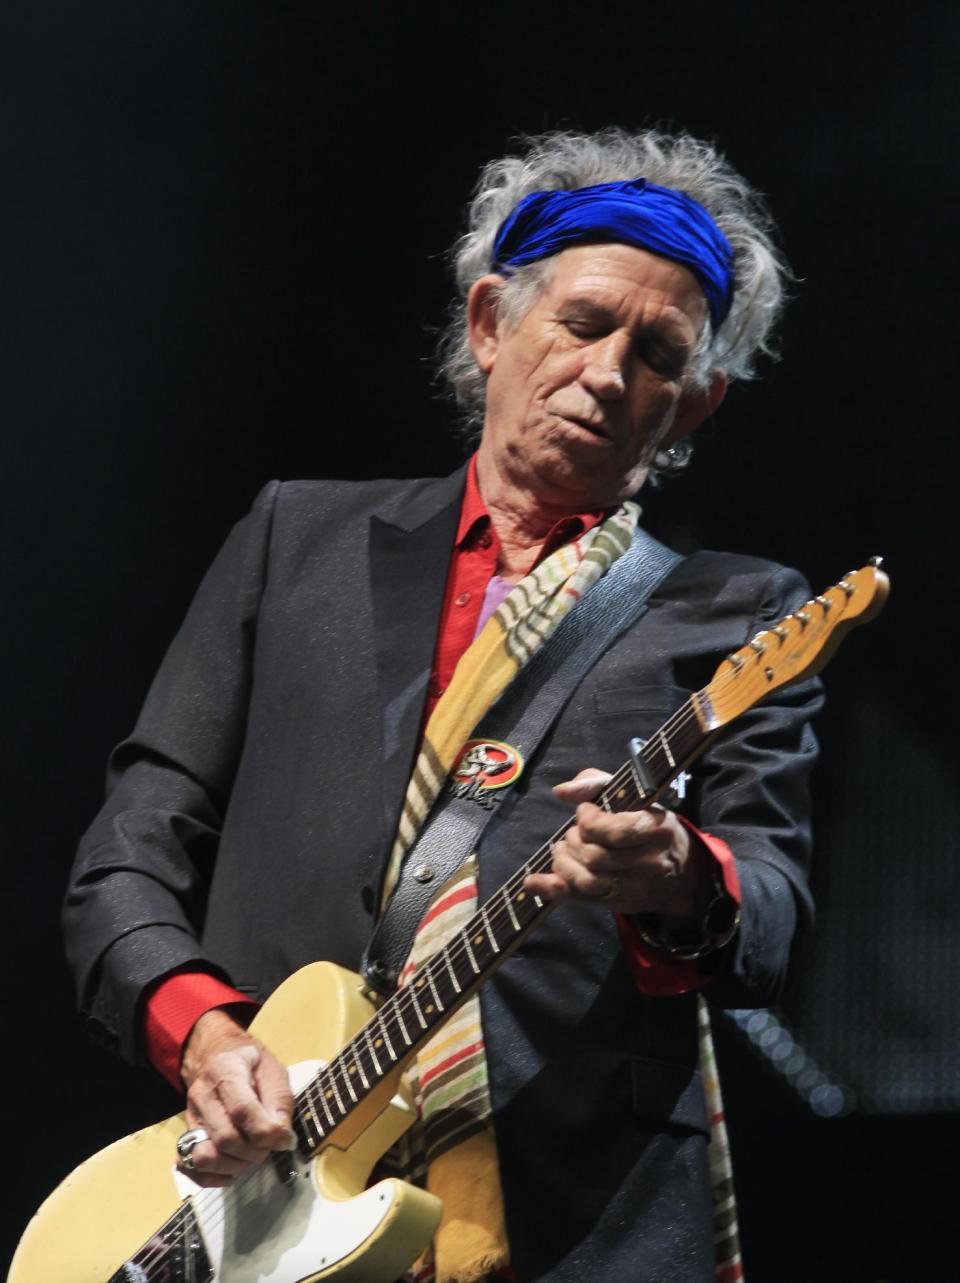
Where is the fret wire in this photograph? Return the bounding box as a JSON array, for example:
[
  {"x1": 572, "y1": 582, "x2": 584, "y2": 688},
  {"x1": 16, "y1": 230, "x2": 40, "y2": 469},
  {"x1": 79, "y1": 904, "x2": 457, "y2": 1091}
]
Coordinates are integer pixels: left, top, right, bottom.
[
  {"x1": 328, "y1": 1072, "x2": 347, "y2": 1116},
  {"x1": 424, "y1": 965, "x2": 445, "y2": 1011},
  {"x1": 326, "y1": 1051, "x2": 351, "y2": 1101},
  {"x1": 364, "y1": 1026, "x2": 383, "y2": 1076},
  {"x1": 355, "y1": 1053, "x2": 370, "y2": 1091},
  {"x1": 441, "y1": 945, "x2": 463, "y2": 994},
  {"x1": 302, "y1": 1090, "x2": 325, "y2": 1139},
  {"x1": 505, "y1": 890, "x2": 521, "y2": 931},
  {"x1": 358, "y1": 1038, "x2": 377, "y2": 1082},
  {"x1": 293, "y1": 1110, "x2": 317, "y2": 1151},
  {"x1": 469, "y1": 916, "x2": 494, "y2": 970},
  {"x1": 657, "y1": 726, "x2": 677, "y2": 769},
  {"x1": 480, "y1": 905, "x2": 501, "y2": 953},
  {"x1": 408, "y1": 985, "x2": 429, "y2": 1030},
  {"x1": 451, "y1": 938, "x2": 477, "y2": 988},
  {"x1": 315, "y1": 1083, "x2": 337, "y2": 1129},
  {"x1": 341, "y1": 1062, "x2": 358, "y2": 1102},
  {"x1": 393, "y1": 1004, "x2": 413, "y2": 1046},
  {"x1": 311, "y1": 1066, "x2": 332, "y2": 1116},
  {"x1": 378, "y1": 1010, "x2": 398, "y2": 1061}
]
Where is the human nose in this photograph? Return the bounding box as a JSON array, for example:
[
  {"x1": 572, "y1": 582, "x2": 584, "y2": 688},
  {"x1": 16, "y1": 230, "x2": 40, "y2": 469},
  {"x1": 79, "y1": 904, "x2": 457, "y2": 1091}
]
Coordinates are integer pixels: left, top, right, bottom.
[{"x1": 579, "y1": 333, "x2": 628, "y2": 401}]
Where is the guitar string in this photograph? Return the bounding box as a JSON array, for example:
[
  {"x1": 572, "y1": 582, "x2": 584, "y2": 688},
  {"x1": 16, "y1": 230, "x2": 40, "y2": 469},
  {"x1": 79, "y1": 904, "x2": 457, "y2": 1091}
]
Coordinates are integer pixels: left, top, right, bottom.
[{"x1": 123, "y1": 599, "x2": 840, "y2": 1272}]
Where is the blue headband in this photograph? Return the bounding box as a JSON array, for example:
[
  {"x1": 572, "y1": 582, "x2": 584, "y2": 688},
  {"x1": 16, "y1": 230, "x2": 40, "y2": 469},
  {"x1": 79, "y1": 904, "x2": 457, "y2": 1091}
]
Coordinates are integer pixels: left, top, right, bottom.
[{"x1": 491, "y1": 178, "x2": 734, "y2": 330}]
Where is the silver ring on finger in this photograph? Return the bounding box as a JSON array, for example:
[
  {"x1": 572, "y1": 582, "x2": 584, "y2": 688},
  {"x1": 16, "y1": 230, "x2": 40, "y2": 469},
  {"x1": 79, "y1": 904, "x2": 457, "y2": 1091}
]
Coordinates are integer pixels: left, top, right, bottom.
[{"x1": 177, "y1": 1126, "x2": 209, "y2": 1171}]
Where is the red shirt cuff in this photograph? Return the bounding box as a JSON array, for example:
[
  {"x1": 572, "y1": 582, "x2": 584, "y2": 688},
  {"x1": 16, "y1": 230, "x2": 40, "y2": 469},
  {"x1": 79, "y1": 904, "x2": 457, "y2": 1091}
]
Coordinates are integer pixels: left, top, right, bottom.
[
  {"x1": 143, "y1": 970, "x2": 259, "y2": 1091},
  {"x1": 616, "y1": 819, "x2": 740, "y2": 997}
]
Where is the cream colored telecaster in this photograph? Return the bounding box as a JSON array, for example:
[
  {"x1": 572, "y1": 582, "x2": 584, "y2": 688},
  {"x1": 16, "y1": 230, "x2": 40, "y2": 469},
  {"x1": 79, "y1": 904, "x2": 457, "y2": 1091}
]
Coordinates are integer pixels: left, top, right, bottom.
[{"x1": 9, "y1": 562, "x2": 888, "y2": 1283}]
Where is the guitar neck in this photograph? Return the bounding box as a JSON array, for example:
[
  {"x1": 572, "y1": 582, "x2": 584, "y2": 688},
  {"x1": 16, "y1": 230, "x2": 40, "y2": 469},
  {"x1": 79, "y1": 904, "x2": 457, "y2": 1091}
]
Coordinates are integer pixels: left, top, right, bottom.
[{"x1": 291, "y1": 690, "x2": 714, "y2": 1155}]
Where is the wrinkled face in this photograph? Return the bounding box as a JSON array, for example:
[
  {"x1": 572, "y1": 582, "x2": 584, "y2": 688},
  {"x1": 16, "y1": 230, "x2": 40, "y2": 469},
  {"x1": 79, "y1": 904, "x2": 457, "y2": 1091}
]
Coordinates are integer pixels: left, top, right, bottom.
[{"x1": 472, "y1": 243, "x2": 710, "y2": 508}]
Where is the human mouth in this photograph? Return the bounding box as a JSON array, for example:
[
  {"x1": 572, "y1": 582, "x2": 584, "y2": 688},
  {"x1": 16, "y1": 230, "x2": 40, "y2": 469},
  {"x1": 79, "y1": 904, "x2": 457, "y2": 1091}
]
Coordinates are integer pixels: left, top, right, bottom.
[{"x1": 559, "y1": 412, "x2": 612, "y2": 441}]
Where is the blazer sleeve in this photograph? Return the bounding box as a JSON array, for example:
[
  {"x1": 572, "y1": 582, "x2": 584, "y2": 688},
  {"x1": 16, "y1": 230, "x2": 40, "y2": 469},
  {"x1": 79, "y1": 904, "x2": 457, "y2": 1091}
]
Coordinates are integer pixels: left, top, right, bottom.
[
  {"x1": 693, "y1": 562, "x2": 824, "y2": 1009},
  {"x1": 63, "y1": 481, "x2": 280, "y2": 1064}
]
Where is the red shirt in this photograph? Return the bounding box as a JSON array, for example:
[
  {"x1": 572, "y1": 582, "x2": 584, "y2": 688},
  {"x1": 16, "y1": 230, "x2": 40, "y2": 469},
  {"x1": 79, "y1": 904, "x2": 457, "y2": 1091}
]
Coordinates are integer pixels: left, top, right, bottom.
[{"x1": 144, "y1": 459, "x2": 739, "y2": 1088}]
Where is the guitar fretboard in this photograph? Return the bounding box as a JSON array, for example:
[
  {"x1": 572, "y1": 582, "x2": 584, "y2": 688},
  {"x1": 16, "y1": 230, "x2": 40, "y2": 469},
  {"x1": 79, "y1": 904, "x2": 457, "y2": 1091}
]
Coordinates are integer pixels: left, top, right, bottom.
[{"x1": 292, "y1": 688, "x2": 713, "y2": 1154}]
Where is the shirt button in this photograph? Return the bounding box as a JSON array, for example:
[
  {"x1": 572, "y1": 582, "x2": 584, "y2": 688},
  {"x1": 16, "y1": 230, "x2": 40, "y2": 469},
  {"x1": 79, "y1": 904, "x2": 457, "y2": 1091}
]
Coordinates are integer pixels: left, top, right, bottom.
[
  {"x1": 455, "y1": 591, "x2": 472, "y2": 607},
  {"x1": 478, "y1": 530, "x2": 493, "y2": 549}
]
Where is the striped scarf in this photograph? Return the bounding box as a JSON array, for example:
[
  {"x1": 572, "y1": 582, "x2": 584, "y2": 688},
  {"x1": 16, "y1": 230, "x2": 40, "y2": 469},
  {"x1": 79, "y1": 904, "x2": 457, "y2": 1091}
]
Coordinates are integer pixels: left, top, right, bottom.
[
  {"x1": 699, "y1": 997, "x2": 744, "y2": 1281},
  {"x1": 381, "y1": 499, "x2": 740, "y2": 1282},
  {"x1": 383, "y1": 502, "x2": 640, "y2": 1283}
]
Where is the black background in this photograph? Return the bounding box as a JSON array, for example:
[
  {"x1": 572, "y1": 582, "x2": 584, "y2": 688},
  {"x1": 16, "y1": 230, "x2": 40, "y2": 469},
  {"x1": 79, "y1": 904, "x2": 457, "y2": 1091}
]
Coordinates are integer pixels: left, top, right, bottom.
[{"x1": 2, "y1": 4, "x2": 957, "y2": 1280}]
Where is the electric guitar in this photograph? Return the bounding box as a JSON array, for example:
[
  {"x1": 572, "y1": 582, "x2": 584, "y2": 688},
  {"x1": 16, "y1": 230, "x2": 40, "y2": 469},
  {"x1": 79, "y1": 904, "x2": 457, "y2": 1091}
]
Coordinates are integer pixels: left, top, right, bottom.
[{"x1": 9, "y1": 561, "x2": 889, "y2": 1283}]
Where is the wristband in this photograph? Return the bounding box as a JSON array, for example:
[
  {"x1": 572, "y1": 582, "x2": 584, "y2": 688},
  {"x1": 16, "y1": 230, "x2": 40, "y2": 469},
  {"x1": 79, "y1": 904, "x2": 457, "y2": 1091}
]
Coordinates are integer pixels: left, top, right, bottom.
[{"x1": 635, "y1": 882, "x2": 740, "y2": 961}]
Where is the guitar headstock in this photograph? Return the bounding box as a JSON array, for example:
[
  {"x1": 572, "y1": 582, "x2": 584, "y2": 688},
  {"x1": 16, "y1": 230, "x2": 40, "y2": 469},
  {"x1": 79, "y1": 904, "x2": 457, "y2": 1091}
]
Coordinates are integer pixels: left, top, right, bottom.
[{"x1": 701, "y1": 560, "x2": 890, "y2": 729}]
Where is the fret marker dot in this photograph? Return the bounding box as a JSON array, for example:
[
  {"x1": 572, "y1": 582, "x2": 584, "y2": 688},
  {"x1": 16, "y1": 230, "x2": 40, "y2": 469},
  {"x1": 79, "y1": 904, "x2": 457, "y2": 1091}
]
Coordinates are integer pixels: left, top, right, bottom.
[
  {"x1": 349, "y1": 1065, "x2": 357, "y2": 1075},
  {"x1": 375, "y1": 1038, "x2": 383, "y2": 1048},
  {"x1": 325, "y1": 1090, "x2": 333, "y2": 1100},
  {"x1": 426, "y1": 1004, "x2": 435, "y2": 1014},
  {"x1": 417, "y1": 978, "x2": 425, "y2": 988},
  {"x1": 474, "y1": 935, "x2": 483, "y2": 946},
  {"x1": 517, "y1": 892, "x2": 526, "y2": 901},
  {"x1": 617, "y1": 788, "x2": 625, "y2": 799}
]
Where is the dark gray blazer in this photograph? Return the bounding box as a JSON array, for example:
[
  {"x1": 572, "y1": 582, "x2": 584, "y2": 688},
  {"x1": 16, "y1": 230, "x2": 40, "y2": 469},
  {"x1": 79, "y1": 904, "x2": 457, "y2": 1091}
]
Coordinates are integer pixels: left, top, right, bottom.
[{"x1": 64, "y1": 466, "x2": 821, "y2": 1282}]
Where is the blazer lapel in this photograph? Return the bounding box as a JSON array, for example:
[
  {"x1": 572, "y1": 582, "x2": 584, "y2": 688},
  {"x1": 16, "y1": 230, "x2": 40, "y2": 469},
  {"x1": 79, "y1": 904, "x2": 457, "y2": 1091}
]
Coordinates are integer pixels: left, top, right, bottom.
[{"x1": 368, "y1": 464, "x2": 468, "y2": 870}]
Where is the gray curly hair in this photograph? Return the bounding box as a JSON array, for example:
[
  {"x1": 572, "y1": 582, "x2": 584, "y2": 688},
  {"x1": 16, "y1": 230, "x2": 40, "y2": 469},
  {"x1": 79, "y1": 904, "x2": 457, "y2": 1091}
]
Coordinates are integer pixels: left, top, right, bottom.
[{"x1": 436, "y1": 127, "x2": 790, "y2": 474}]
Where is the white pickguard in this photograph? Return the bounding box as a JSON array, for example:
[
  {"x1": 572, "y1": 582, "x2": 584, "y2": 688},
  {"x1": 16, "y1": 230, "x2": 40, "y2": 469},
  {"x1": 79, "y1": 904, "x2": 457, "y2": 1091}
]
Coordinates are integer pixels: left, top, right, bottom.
[{"x1": 172, "y1": 1060, "x2": 411, "y2": 1282}]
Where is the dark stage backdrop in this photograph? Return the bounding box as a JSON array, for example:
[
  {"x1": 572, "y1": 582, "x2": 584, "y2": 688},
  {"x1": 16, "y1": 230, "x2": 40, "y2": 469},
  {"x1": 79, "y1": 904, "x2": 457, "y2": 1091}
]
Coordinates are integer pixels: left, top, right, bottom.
[{"x1": 2, "y1": 5, "x2": 956, "y2": 1280}]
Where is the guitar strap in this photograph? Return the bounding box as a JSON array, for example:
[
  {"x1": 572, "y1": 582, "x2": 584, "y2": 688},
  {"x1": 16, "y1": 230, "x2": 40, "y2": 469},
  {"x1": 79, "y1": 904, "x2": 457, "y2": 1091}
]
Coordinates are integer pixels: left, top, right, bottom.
[{"x1": 361, "y1": 525, "x2": 683, "y2": 994}]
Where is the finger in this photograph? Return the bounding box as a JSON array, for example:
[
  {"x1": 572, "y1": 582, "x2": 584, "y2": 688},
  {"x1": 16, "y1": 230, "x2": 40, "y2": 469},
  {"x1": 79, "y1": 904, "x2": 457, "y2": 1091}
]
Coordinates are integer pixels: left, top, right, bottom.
[
  {"x1": 555, "y1": 829, "x2": 624, "y2": 876},
  {"x1": 574, "y1": 801, "x2": 674, "y2": 850},
  {"x1": 188, "y1": 1079, "x2": 264, "y2": 1167},
  {"x1": 252, "y1": 1048, "x2": 296, "y2": 1142},
  {"x1": 180, "y1": 1144, "x2": 250, "y2": 1185},
  {"x1": 549, "y1": 841, "x2": 615, "y2": 901},
  {"x1": 213, "y1": 1045, "x2": 293, "y2": 1154},
  {"x1": 552, "y1": 769, "x2": 613, "y2": 804},
  {"x1": 181, "y1": 1103, "x2": 252, "y2": 1183},
  {"x1": 523, "y1": 870, "x2": 571, "y2": 902}
]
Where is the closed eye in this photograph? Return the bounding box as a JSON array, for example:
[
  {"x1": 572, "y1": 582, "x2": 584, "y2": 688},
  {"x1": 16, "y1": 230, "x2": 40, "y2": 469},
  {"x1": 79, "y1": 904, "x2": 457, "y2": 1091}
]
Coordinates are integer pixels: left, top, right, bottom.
[
  {"x1": 637, "y1": 341, "x2": 688, "y2": 378},
  {"x1": 562, "y1": 317, "x2": 611, "y2": 340}
]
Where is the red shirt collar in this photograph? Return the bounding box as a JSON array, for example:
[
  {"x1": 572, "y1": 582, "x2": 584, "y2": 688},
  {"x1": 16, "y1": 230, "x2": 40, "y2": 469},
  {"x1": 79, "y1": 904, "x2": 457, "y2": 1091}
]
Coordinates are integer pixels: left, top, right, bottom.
[{"x1": 457, "y1": 454, "x2": 612, "y2": 565}]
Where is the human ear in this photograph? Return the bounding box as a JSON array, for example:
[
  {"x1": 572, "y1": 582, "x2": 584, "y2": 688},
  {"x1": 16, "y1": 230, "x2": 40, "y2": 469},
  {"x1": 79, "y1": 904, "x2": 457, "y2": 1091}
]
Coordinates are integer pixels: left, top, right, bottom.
[
  {"x1": 466, "y1": 275, "x2": 506, "y2": 374},
  {"x1": 665, "y1": 370, "x2": 727, "y2": 446}
]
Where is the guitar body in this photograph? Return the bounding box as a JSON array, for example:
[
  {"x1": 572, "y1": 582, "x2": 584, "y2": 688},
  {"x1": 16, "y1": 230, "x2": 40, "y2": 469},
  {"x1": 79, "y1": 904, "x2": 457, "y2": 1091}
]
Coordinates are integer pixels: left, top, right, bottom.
[{"x1": 9, "y1": 963, "x2": 441, "y2": 1282}]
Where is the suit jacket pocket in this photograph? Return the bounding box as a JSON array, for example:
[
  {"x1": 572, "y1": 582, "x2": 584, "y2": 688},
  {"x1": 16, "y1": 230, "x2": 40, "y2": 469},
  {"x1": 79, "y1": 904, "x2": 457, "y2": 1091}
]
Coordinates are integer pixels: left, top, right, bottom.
[
  {"x1": 630, "y1": 1055, "x2": 709, "y2": 1136},
  {"x1": 587, "y1": 685, "x2": 691, "y2": 771},
  {"x1": 592, "y1": 684, "x2": 691, "y2": 717}
]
